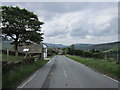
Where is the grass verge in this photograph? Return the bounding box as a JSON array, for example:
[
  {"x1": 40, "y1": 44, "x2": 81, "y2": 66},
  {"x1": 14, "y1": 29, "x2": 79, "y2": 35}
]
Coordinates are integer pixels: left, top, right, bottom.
[
  {"x1": 2, "y1": 58, "x2": 48, "y2": 88},
  {"x1": 2, "y1": 54, "x2": 24, "y2": 62},
  {"x1": 66, "y1": 55, "x2": 120, "y2": 81}
]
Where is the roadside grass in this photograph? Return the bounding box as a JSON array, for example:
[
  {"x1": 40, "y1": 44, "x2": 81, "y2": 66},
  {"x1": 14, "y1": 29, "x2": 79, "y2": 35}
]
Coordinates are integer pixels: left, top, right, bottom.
[
  {"x1": 66, "y1": 55, "x2": 120, "y2": 81},
  {"x1": 2, "y1": 54, "x2": 24, "y2": 62},
  {"x1": 2, "y1": 58, "x2": 48, "y2": 88}
]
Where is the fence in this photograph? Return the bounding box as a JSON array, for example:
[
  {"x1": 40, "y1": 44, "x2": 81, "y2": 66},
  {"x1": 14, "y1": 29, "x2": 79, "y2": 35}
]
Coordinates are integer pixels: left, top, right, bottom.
[
  {"x1": 1, "y1": 50, "x2": 37, "y2": 73},
  {"x1": 1, "y1": 50, "x2": 25, "y2": 56}
]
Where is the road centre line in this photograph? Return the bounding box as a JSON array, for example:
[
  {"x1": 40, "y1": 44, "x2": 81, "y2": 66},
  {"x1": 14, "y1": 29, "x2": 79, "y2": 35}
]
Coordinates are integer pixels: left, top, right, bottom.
[{"x1": 63, "y1": 66, "x2": 68, "y2": 80}]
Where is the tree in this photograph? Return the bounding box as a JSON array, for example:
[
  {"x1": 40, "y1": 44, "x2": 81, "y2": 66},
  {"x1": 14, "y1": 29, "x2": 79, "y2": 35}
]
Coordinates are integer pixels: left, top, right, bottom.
[
  {"x1": 1, "y1": 6, "x2": 44, "y2": 56},
  {"x1": 90, "y1": 49, "x2": 96, "y2": 53},
  {"x1": 71, "y1": 44, "x2": 75, "y2": 50}
]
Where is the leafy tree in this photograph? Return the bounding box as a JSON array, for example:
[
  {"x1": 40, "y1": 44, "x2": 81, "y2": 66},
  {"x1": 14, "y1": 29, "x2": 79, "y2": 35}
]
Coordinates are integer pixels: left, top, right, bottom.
[
  {"x1": 93, "y1": 52, "x2": 104, "y2": 59},
  {"x1": 47, "y1": 48, "x2": 57, "y2": 56},
  {"x1": 68, "y1": 44, "x2": 75, "y2": 55},
  {"x1": 83, "y1": 51, "x2": 93, "y2": 58},
  {"x1": 1, "y1": 6, "x2": 44, "y2": 56},
  {"x1": 90, "y1": 49, "x2": 96, "y2": 53},
  {"x1": 75, "y1": 49, "x2": 84, "y2": 56},
  {"x1": 71, "y1": 44, "x2": 75, "y2": 50}
]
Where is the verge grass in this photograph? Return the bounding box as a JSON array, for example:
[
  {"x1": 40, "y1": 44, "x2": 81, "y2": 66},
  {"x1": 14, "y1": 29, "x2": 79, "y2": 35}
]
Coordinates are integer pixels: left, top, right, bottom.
[
  {"x1": 2, "y1": 54, "x2": 24, "y2": 62},
  {"x1": 2, "y1": 58, "x2": 48, "y2": 88},
  {"x1": 66, "y1": 55, "x2": 120, "y2": 81}
]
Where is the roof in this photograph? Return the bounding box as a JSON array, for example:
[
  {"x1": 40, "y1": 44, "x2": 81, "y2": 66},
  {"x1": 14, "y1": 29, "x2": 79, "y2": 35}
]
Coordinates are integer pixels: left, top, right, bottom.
[{"x1": 18, "y1": 44, "x2": 42, "y2": 53}]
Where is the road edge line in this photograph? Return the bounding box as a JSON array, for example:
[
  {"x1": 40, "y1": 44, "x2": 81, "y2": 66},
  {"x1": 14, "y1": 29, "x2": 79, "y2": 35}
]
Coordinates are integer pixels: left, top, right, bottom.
[{"x1": 17, "y1": 56, "x2": 55, "y2": 88}]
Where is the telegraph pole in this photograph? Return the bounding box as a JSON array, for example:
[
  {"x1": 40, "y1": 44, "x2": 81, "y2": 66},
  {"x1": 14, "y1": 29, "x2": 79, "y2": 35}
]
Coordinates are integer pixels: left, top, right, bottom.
[{"x1": 41, "y1": 43, "x2": 44, "y2": 59}]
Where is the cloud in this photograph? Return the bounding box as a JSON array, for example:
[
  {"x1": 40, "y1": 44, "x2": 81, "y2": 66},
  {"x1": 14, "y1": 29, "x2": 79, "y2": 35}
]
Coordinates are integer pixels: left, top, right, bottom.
[
  {"x1": 42, "y1": 6, "x2": 117, "y2": 42},
  {"x1": 1, "y1": 2, "x2": 118, "y2": 45}
]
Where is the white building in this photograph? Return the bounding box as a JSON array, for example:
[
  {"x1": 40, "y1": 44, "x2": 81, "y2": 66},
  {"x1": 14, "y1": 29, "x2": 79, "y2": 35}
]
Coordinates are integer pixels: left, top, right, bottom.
[{"x1": 42, "y1": 44, "x2": 47, "y2": 59}]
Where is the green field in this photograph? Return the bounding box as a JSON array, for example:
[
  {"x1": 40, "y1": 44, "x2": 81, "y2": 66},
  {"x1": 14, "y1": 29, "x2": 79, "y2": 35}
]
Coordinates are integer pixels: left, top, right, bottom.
[
  {"x1": 2, "y1": 54, "x2": 24, "y2": 62},
  {"x1": 2, "y1": 58, "x2": 48, "y2": 88},
  {"x1": 66, "y1": 55, "x2": 120, "y2": 80}
]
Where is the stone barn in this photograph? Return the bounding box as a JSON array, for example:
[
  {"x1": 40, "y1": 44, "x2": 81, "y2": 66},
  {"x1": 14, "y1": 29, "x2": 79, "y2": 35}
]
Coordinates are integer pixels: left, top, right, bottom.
[{"x1": 18, "y1": 43, "x2": 47, "y2": 59}]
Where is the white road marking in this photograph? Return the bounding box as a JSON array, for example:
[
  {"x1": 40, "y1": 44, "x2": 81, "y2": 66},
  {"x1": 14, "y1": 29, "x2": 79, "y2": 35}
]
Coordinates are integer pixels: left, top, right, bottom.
[
  {"x1": 17, "y1": 56, "x2": 57, "y2": 88},
  {"x1": 47, "y1": 56, "x2": 55, "y2": 64},
  {"x1": 66, "y1": 56, "x2": 119, "y2": 83},
  {"x1": 18, "y1": 57, "x2": 55, "y2": 88},
  {"x1": 107, "y1": 77, "x2": 119, "y2": 83},
  {"x1": 63, "y1": 66, "x2": 68, "y2": 79},
  {"x1": 102, "y1": 74, "x2": 119, "y2": 83},
  {"x1": 103, "y1": 74, "x2": 106, "y2": 76},
  {"x1": 47, "y1": 59, "x2": 51, "y2": 64},
  {"x1": 17, "y1": 70, "x2": 38, "y2": 88}
]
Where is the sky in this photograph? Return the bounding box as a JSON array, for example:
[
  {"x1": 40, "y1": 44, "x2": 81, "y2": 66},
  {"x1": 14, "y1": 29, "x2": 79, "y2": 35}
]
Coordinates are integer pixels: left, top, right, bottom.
[{"x1": 2, "y1": 2, "x2": 118, "y2": 45}]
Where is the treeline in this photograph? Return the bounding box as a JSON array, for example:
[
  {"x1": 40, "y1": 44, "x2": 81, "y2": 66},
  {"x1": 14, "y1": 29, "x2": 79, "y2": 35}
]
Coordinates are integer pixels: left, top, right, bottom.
[
  {"x1": 47, "y1": 46, "x2": 105, "y2": 59},
  {"x1": 105, "y1": 50, "x2": 120, "y2": 59},
  {"x1": 67, "y1": 48, "x2": 104, "y2": 59},
  {"x1": 47, "y1": 48, "x2": 58, "y2": 56},
  {"x1": 61, "y1": 44, "x2": 105, "y2": 59}
]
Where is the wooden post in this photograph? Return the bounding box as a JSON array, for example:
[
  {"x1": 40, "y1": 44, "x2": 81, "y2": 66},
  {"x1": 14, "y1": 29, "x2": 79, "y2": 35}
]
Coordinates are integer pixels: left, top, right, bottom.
[
  {"x1": 117, "y1": 53, "x2": 119, "y2": 63},
  {"x1": 7, "y1": 49, "x2": 9, "y2": 57}
]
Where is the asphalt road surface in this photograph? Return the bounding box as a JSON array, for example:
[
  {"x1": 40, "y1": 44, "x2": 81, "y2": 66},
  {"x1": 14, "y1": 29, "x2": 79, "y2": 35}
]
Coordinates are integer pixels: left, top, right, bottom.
[{"x1": 18, "y1": 55, "x2": 119, "y2": 88}]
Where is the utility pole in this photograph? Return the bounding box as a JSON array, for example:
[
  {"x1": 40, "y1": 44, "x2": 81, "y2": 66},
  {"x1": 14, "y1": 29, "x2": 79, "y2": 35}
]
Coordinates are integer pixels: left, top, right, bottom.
[
  {"x1": 117, "y1": 52, "x2": 119, "y2": 64},
  {"x1": 7, "y1": 49, "x2": 9, "y2": 57},
  {"x1": 41, "y1": 43, "x2": 44, "y2": 59}
]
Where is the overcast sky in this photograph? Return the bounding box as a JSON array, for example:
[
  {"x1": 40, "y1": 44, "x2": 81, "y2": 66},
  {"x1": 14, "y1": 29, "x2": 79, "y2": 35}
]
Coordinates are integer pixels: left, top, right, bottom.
[{"x1": 2, "y1": 2, "x2": 118, "y2": 45}]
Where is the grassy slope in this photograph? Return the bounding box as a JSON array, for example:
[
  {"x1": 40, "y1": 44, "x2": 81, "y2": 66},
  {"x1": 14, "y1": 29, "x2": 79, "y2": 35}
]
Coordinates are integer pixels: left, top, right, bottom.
[
  {"x1": 2, "y1": 54, "x2": 24, "y2": 62},
  {"x1": 66, "y1": 55, "x2": 120, "y2": 80},
  {"x1": 86, "y1": 42, "x2": 119, "y2": 51},
  {"x1": 73, "y1": 41, "x2": 119, "y2": 51},
  {"x1": 2, "y1": 41, "x2": 13, "y2": 50},
  {"x1": 2, "y1": 58, "x2": 48, "y2": 88}
]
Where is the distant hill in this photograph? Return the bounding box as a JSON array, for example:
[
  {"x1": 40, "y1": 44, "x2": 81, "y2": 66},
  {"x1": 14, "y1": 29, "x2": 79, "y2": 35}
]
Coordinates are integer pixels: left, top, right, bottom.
[
  {"x1": 2, "y1": 40, "x2": 119, "y2": 52},
  {"x1": 87, "y1": 41, "x2": 120, "y2": 51},
  {"x1": 71, "y1": 44, "x2": 94, "y2": 50},
  {"x1": 44, "y1": 43, "x2": 68, "y2": 48},
  {"x1": 73, "y1": 41, "x2": 119, "y2": 51},
  {"x1": 2, "y1": 40, "x2": 13, "y2": 50},
  {"x1": 2, "y1": 41, "x2": 68, "y2": 50}
]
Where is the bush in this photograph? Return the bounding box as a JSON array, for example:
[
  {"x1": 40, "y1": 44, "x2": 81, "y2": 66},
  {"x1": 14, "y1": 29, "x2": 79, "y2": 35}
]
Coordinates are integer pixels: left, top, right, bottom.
[
  {"x1": 83, "y1": 51, "x2": 93, "y2": 58},
  {"x1": 93, "y1": 53, "x2": 104, "y2": 59},
  {"x1": 66, "y1": 48, "x2": 105, "y2": 59},
  {"x1": 22, "y1": 57, "x2": 35, "y2": 64},
  {"x1": 47, "y1": 49, "x2": 57, "y2": 56}
]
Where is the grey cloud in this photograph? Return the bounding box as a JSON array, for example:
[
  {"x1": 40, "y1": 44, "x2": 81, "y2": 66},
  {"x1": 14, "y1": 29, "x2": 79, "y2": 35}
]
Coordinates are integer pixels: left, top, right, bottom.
[
  {"x1": 93, "y1": 18, "x2": 118, "y2": 36},
  {"x1": 46, "y1": 27, "x2": 68, "y2": 37},
  {"x1": 1, "y1": 2, "x2": 118, "y2": 44},
  {"x1": 70, "y1": 28, "x2": 90, "y2": 37},
  {"x1": 46, "y1": 31, "x2": 67, "y2": 37},
  {"x1": 2, "y1": 2, "x2": 117, "y2": 21},
  {"x1": 70, "y1": 18, "x2": 118, "y2": 38}
]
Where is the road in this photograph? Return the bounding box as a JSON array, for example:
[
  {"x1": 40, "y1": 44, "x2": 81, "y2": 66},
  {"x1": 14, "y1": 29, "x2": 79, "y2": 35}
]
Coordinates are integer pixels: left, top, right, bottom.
[{"x1": 18, "y1": 55, "x2": 119, "y2": 88}]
